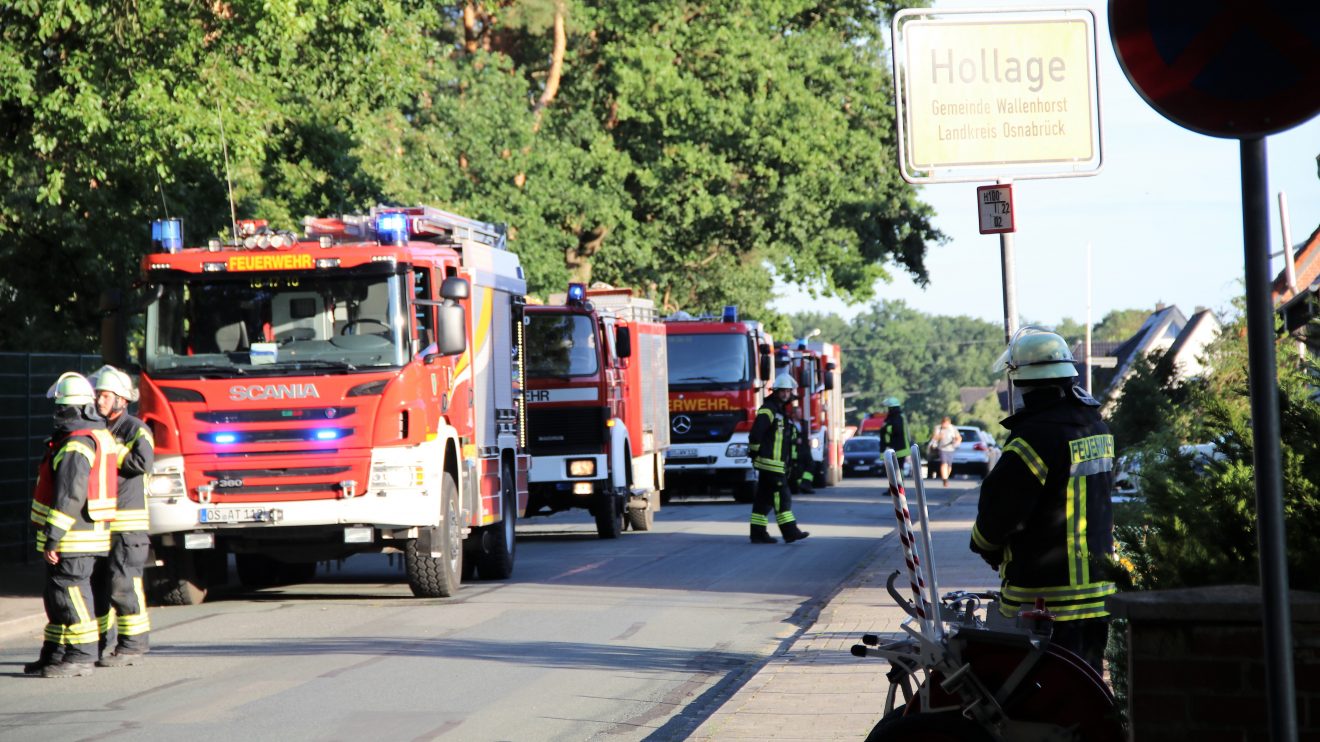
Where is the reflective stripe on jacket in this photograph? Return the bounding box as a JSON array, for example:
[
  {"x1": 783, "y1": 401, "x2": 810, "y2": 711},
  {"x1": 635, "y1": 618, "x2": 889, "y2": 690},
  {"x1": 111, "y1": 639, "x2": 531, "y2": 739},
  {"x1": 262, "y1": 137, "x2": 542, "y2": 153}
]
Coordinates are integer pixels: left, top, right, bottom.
[
  {"x1": 31, "y1": 428, "x2": 118, "y2": 554},
  {"x1": 973, "y1": 387, "x2": 1117, "y2": 621},
  {"x1": 748, "y1": 397, "x2": 791, "y2": 474}
]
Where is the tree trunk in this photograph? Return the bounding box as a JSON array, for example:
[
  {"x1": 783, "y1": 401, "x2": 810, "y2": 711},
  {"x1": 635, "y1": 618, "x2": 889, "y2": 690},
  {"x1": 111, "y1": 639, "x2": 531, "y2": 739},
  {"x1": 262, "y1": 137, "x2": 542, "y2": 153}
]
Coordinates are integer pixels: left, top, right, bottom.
[{"x1": 532, "y1": 2, "x2": 566, "y2": 132}]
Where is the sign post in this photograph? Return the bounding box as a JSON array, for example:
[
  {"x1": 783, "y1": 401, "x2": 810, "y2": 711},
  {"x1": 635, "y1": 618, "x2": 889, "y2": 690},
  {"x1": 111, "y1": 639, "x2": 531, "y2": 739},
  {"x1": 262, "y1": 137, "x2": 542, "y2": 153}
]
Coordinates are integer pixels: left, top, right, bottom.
[{"x1": 1110, "y1": 2, "x2": 1320, "y2": 739}]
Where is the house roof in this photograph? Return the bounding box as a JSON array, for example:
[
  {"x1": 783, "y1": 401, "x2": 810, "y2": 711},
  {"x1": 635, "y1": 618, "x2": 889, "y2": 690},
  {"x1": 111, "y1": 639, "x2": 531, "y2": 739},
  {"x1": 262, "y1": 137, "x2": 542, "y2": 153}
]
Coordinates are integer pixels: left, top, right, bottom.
[
  {"x1": 1166, "y1": 308, "x2": 1217, "y2": 362},
  {"x1": 1103, "y1": 305, "x2": 1188, "y2": 401},
  {"x1": 1272, "y1": 222, "x2": 1320, "y2": 306}
]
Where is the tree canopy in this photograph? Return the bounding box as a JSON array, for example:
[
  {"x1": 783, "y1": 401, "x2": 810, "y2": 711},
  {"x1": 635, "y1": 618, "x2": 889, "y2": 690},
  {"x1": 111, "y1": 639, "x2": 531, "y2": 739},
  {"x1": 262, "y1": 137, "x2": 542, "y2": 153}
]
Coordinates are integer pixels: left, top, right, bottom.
[{"x1": 0, "y1": 0, "x2": 939, "y2": 351}]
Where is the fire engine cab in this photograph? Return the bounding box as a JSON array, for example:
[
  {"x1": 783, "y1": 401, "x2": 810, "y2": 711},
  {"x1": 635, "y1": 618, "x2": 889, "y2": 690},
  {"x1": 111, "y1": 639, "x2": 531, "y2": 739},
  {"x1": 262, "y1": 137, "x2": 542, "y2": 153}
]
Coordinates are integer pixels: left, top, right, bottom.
[
  {"x1": 523, "y1": 284, "x2": 669, "y2": 537},
  {"x1": 122, "y1": 206, "x2": 528, "y2": 603}
]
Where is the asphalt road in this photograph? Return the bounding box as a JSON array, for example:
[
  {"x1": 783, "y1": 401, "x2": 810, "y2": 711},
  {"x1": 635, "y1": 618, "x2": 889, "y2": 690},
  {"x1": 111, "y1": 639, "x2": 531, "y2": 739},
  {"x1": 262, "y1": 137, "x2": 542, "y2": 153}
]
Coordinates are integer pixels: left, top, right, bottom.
[{"x1": 0, "y1": 476, "x2": 970, "y2": 742}]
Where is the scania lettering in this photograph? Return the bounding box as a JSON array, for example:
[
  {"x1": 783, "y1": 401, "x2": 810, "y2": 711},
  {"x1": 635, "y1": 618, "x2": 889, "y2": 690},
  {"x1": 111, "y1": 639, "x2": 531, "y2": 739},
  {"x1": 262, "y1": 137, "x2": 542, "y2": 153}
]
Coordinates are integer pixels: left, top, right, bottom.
[
  {"x1": 662, "y1": 307, "x2": 774, "y2": 503},
  {"x1": 113, "y1": 207, "x2": 529, "y2": 604},
  {"x1": 523, "y1": 285, "x2": 669, "y2": 537}
]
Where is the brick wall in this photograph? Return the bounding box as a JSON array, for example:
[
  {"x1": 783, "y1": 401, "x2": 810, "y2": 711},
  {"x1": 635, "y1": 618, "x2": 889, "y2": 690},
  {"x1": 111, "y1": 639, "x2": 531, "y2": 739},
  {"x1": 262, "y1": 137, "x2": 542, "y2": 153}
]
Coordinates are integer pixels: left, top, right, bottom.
[{"x1": 1109, "y1": 585, "x2": 1320, "y2": 742}]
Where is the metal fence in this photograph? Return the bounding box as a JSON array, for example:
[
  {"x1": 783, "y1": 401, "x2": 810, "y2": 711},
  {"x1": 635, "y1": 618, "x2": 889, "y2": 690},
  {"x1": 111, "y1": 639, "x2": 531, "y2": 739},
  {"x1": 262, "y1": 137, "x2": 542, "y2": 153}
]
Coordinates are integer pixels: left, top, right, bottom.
[{"x1": 0, "y1": 352, "x2": 105, "y2": 563}]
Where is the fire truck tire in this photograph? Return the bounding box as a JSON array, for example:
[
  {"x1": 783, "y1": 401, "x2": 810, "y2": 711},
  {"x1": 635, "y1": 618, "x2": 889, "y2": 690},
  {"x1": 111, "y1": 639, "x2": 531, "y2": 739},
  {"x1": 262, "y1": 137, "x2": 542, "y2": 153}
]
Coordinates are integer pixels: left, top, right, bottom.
[
  {"x1": 147, "y1": 549, "x2": 207, "y2": 606},
  {"x1": 625, "y1": 499, "x2": 654, "y2": 531},
  {"x1": 733, "y1": 482, "x2": 756, "y2": 504},
  {"x1": 594, "y1": 493, "x2": 624, "y2": 539},
  {"x1": 864, "y1": 710, "x2": 995, "y2": 742},
  {"x1": 405, "y1": 472, "x2": 463, "y2": 598},
  {"x1": 474, "y1": 463, "x2": 517, "y2": 580}
]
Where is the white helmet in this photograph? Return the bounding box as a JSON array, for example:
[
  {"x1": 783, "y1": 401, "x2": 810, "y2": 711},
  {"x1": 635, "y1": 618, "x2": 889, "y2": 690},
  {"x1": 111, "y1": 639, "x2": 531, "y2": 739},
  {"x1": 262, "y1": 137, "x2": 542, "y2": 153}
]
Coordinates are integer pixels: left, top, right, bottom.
[
  {"x1": 772, "y1": 374, "x2": 798, "y2": 391},
  {"x1": 93, "y1": 365, "x2": 139, "y2": 402},
  {"x1": 993, "y1": 327, "x2": 1078, "y2": 382},
  {"x1": 47, "y1": 372, "x2": 95, "y2": 406}
]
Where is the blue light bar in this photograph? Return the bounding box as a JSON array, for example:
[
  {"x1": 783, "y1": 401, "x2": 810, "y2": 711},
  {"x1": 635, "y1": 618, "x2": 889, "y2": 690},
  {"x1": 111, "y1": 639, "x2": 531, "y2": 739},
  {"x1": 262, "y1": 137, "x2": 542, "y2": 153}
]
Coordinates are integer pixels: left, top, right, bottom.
[
  {"x1": 567, "y1": 283, "x2": 586, "y2": 303},
  {"x1": 374, "y1": 213, "x2": 409, "y2": 245},
  {"x1": 722, "y1": 305, "x2": 738, "y2": 323},
  {"x1": 314, "y1": 429, "x2": 341, "y2": 441},
  {"x1": 213, "y1": 432, "x2": 238, "y2": 444},
  {"x1": 151, "y1": 219, "x2": 183, "y2": 253}
]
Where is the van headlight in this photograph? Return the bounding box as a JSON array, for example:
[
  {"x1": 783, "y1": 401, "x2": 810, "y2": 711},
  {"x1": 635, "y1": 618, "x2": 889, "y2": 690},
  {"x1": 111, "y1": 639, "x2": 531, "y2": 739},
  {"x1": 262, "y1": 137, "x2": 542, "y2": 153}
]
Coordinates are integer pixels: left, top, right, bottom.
[{"x1": 148, "y1": 456, "x2": 186, "y2": 498}]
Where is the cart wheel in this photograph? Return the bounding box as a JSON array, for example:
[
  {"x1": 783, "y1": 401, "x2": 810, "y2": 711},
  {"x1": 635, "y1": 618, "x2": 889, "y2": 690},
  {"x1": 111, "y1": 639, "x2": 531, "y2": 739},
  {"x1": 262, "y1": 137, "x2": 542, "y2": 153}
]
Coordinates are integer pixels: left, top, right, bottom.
[{"x1": 865, "y1": 710, "x2": 995, "y2": 742}]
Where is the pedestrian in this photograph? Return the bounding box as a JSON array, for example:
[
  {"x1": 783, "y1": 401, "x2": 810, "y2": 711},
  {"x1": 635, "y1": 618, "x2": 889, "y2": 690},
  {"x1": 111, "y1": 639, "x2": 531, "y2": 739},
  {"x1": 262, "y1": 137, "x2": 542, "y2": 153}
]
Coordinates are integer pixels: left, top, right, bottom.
[
  {"x1": 932, "y1": 416, "x2": 962, "y2": 486},
  {"x1": 877, "y1": 397, "x2": 911, "y2": 477},
  {"x1": 25, "y1": 372, "x2": 119, "y2": 678},
  {"x1": 746, "y1": 374, "x2": 810, "y2": 544},
  {"x1": 969, "y1": 328, "x2": 1117, "y2": 674},
  {"x1": 91, "y1": 365, "x2": 155, "y2": 667},
  {"x1": 925, "y1": 432, "x2": 940, "y2": 480}
]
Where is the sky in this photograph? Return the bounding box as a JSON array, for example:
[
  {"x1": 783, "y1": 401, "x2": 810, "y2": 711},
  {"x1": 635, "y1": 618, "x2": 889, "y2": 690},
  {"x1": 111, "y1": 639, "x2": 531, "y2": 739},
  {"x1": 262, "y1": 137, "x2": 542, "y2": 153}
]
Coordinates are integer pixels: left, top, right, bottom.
[{"x1": 776, "y1": 1, "x2": 1320, "y2": 331}]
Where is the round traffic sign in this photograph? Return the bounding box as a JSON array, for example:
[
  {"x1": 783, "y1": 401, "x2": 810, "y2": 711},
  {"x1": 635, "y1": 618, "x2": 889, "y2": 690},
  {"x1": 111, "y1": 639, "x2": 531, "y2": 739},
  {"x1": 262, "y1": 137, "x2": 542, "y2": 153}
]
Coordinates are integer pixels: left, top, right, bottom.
[{"x1": 1109, "y1": 0, "x2": 1320, "y2": 138}]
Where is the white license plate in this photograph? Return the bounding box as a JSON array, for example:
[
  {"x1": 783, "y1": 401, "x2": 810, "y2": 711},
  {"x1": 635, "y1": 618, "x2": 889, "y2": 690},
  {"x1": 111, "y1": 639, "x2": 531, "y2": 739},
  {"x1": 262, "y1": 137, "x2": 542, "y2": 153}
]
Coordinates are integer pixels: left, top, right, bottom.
[
  {"x1": 200, "y1": 507, "x2": 268, "y2": 524},
  {"x1": 668, "y1": 448, "x2": 698, "y2": 458},
  {"x1": 853, "y1": 464, "x2": 871, "y2": 471}
]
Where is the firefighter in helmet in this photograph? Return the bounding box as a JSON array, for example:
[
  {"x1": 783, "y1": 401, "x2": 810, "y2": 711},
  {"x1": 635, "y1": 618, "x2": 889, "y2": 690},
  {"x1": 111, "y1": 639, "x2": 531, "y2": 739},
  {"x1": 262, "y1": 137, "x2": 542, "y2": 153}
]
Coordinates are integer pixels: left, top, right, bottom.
[
  {"x1": 970, "y1": 328, "x2": 1117, "y2": 673},
  {"x1": 25, "y1": 372, "x2": 119, "y2": 678},
  {"x1": 877, "y1": 396, "x2": 912, "y2": 477},
  {"x1": 747, "y1": 374, "x2": 810, "y2": 544},
  {"x1": 91, "y1": 365, "x2": 155, "y2": 667}
]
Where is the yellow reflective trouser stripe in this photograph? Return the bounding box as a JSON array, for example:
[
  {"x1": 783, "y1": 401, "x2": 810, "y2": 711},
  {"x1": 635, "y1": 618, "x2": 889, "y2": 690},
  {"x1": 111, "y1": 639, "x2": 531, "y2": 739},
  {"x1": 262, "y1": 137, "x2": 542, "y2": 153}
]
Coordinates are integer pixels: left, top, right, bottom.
[
  {"x1": 750, "y1": 513, "x2": 770, "y2": 526},
  {"x1": 118, "y1": 612, "x2": 151, "y2": 636},
  {"x1": 754, "y1": 458, "x2": 785, "y2": 473},
  {"x1": 65, "y1": 585, "x2": 98, "y2": 644},
  {"x1": 110, "y1": 508, "x2": 150, "y2": 532},
  {"x1": 1003, "y1": 438, "x2": 1047, "y2": 485},
  {"x1": 971, "y1": 523, "x2": 999, "y2": 551},
  {"x1": 99, "y1": 612, "x2": 114, "y2": 633},
  {"x1": 776, "y1": 511, "x2": 795, "y2": 524}
]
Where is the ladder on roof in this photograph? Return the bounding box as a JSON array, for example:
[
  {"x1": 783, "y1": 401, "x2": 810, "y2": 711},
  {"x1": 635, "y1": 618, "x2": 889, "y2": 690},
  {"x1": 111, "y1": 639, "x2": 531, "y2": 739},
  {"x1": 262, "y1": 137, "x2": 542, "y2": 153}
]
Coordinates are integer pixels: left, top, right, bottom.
[{"x1": 372, "y1": 205, "x2": 508, "y2": 251}]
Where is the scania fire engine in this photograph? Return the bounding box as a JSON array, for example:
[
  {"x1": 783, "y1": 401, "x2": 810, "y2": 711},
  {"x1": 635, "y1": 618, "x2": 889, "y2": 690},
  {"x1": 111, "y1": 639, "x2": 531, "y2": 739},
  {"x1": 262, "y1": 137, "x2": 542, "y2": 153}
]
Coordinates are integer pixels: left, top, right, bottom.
[
  {"x1": 662, "y1": 307, "x2": 774, "y2": 503},
  {"x1": 523, "y1": 284, "x2": 669, "y2": 537},
  {"x1": 123, "y1": 206, "x2": 528, "y2": 603},
  {"x1": 775, "y1": 339, "x2": 844, "y2": 487}
]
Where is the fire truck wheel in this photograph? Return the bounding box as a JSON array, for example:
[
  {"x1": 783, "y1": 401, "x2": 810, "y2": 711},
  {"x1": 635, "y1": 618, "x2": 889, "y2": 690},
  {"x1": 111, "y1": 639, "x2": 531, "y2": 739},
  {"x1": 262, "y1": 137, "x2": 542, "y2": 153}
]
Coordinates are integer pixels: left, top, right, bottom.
[
  {"x1": 864, "y1": 710, "x2": 995, "y2": 742},
  {"x1": 405, "y1": 472, "x2": 463, "y2": 597},
  {"x1": 474, "y1": 463, "x2": 517, "y2": 580},
  {"x1": 594, "y1": 492, "x2": 624, "y2": 539},
  {"x1": 146, "y1": 548, "x2": 208, "y2": 606},
  {"x1": 625, "y1": 498, "x2": 654, "y2": 531}
]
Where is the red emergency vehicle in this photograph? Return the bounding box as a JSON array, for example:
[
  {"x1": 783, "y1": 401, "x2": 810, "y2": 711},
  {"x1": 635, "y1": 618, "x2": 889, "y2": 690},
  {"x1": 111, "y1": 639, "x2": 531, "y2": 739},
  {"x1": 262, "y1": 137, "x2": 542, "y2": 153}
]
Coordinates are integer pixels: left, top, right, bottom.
[
  {"x1": 125, "y1": 206, "x2": 528, "y2": 603},
  {"x1": 775, "y1": 339, "x2": 845, "y2": 486},
  {"x1": 523, "y1": 285, "x2": 669, "y2": 537},
  {"x1": 662, "y1": 307, "x2": 775, "y2": 503}
]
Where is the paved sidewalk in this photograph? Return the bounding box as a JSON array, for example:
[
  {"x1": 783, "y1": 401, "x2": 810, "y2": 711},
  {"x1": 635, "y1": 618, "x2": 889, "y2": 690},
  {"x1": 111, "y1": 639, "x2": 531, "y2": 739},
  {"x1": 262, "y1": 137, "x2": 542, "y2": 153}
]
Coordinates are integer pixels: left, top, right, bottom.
[
  {"x1": 689, "y1": 491, "x2": 988, "y2": 740},
  {"x1": 0, "y1": 559, "x2": 45, "y2": 650}
]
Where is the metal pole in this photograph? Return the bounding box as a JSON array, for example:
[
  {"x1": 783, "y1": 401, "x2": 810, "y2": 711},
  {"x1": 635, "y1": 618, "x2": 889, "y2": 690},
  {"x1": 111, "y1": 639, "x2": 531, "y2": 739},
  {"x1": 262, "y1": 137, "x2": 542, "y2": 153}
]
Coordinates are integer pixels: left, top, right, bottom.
[
  {"x1": 1000, "y1": 180, "x2": 1018, "y2": 411},
  {"x1": 1241, "y1": 137, "x2": 1296, "y2": 742}
]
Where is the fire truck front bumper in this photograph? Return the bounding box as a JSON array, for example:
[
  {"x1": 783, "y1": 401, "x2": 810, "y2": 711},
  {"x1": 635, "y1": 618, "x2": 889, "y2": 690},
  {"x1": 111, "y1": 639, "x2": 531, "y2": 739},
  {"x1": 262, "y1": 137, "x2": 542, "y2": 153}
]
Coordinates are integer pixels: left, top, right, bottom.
[
  {"x1": 527, "y1": 453, "x2": 608, "y2": 491},
  {"x1": 663, "y1": 436, "x2": 754, "y2": 476}
]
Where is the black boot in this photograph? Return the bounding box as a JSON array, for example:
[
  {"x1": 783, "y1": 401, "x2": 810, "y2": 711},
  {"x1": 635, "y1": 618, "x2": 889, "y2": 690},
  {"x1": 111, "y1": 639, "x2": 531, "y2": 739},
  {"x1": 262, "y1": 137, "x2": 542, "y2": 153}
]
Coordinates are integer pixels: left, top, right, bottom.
[
  {"x1": 750, "y1": 525, "x2": 779, "y2": 544},
  {"x1": 782, "y1": 523, "x2": 811, "y2": 543},
  {"x1": 23, "y1": 642, "x2": 60, "y2": 675}
]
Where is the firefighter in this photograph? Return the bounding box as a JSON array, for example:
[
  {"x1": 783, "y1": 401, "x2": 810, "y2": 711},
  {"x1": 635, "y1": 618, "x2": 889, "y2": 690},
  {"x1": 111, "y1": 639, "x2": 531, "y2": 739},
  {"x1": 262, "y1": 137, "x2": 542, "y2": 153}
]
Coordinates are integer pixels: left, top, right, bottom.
[
  {"x1": 24, "y1": 372, "x2": 119, "y2": 678},
  {"x1": 969, "y1": 328, "x2": 1117, "y2": 674},
  {"x1": 786, "y1": 402, "x2": 815, "y2": 495},
  {"x1": 877, "y1": 396, "x2": 912, "y2": 476},
  {"x1": 747, "y1": 374, "x2": 810, "y2": 544},
  {"x1": 91, "y1": 365, "x2": 154, "y2": 667}
]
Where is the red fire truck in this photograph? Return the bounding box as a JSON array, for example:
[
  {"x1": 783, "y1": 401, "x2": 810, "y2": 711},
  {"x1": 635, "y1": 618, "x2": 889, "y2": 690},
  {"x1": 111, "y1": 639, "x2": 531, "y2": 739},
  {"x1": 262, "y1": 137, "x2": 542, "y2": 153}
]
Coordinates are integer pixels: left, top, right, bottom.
[
  {"x1": 775, "y1": 339, "x2": 845, "y2": 487},
  {"x1": 662, "y1": 307, "x2": 775, "y2": 503},
  {"x1": 523, "y1": 285, "x2": 669, "y2": 537},
  {"x1": 122, "y1": 206, "x2": 528, "y2": 603}
]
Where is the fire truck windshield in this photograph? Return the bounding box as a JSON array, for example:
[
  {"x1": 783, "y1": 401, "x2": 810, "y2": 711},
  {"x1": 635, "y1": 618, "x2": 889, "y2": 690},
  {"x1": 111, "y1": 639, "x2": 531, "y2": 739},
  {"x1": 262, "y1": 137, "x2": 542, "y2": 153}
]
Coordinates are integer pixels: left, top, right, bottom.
[
  {"x1": 666, "y1": 333, "x2": 752, "y2": 390},
  {"x1": 143, "y1": 269, "x2": 409, "y2": 376},
  {"x1": 525, "y1": 314, "x2": 598, "y2": 378}
]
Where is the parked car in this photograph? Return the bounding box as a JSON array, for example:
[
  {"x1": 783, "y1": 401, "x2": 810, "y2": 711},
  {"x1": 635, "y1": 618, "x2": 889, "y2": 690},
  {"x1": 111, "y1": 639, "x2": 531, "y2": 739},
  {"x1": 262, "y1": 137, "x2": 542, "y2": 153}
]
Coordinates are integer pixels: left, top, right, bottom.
[
  {"x1": 843, "y1": 435, "x2": 883, "y2": 477},
  {"x1": 1113, "y1": 443, "x2": 1224, "y2": 501},
  {"x1": 951, "y1": 426, "x2": 1001, "y2": 479}
]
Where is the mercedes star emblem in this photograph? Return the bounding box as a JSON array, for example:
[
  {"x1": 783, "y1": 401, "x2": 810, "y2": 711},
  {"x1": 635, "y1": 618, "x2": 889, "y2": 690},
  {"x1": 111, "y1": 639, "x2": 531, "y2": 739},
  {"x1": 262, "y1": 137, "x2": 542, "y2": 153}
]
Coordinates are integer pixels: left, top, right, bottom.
[{"x1": 672, "y1": 414, "x2": 692, "y2": 435}]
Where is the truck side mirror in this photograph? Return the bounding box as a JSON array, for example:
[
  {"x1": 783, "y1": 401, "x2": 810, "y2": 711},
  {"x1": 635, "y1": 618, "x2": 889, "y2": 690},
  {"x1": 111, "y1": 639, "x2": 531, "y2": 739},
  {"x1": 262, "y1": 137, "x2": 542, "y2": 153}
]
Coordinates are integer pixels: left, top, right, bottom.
[
  {"x1": 436, "y1": 304, "x2": 467, "y2": 356},
  {"x1": 759, "y1": 353, "x2": 771, "y2": 382},
  {"x1": 823, "y1": 372, "x2": 834, "y2": 391},
  {"x1": 440, "y1": 276, "x2": 470, "y2": 301},
  {"x1": 615, "y1": 327, "x2": 632, "y2": 359}
]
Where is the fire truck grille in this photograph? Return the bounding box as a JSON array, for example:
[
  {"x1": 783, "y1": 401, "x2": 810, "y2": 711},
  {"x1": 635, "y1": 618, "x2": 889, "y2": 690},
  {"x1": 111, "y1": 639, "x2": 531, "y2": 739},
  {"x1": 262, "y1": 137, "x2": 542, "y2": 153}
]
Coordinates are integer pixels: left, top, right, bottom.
[
  {"x1": 195, "y1": 407, "x2": 357, "y2": 424},
  {"x1": 670, "y1": 411, "x2": 742, "y2": 443},
  {"x1": 209, "y1": 482, "x2": 341, "y2": 500},
  {"x1": 527, "y1": 406, "x2": 606, "y2": 455},
  {"x1": 202, "y1": 466, "x2": 351, "y2": 479}
]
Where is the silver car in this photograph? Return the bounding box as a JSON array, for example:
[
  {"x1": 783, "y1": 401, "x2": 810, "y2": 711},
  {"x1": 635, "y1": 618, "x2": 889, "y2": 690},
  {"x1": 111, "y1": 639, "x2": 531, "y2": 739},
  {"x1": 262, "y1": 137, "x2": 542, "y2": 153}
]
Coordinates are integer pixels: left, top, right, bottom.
[{"x1": 951, "y1": 426, "x2": 1001, "y2": 479}]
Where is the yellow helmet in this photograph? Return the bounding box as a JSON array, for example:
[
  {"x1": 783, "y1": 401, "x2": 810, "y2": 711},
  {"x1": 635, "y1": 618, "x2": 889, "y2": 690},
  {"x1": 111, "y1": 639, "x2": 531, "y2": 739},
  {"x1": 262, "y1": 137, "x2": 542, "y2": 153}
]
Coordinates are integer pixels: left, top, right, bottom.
[
  {"x1": 992, "y1": 327, "x2": 1078, "y2": 382},
  {"x1": 47, "y1": 372, "x2": 95, "y2": 406},
  {"x1": 93, "y1": 365, "x2": 139, "y2": 403}
]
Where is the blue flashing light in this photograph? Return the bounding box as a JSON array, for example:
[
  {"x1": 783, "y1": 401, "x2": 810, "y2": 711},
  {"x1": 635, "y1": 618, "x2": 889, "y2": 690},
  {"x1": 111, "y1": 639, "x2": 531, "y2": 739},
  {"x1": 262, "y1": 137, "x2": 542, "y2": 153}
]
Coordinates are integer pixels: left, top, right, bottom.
[
  {"x1": 314, "y1": 429, "x2": 341, "y2": 441},
  {"x1": 567, "y1": 283, "x2": 586, "y2": 303},
  {"x1": 213, "y1": 432, "x2": 238, "y2": 444},
  {"x1": 151, "y1": 219, "x2": 183, "y2": 253},
  {"x1": 374, "y1": 213, "x2": 410, "y2": 245},
  {"x1": 722, "y1": 305, "x2": 738, "y2": 323}
]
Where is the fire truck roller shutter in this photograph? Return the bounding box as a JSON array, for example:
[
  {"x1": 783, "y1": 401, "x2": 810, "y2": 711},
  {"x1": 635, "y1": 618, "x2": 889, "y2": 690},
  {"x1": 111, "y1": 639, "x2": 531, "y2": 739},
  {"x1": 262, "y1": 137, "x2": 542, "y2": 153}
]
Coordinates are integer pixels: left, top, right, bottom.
[{"x1": 610, "y1": 418, "x2": 630, "y2": 491}]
